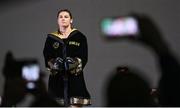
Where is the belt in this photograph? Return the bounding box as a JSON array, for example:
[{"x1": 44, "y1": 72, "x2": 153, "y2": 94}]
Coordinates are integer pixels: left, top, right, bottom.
[{"x1": 55, "y1": 97, "x2": 91, "y2": 106}]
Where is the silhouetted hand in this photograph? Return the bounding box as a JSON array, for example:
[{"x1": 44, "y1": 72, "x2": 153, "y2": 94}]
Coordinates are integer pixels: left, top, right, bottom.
[
  {"x1": 134, "y1": 14, "x2": 180, "y2": 107},
  {"x1": 134, "y1": 14, "x2": 169, "y2": 54}
]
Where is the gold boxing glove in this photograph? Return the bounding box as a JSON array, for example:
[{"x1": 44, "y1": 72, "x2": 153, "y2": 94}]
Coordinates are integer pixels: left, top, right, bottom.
[
  {"x1": 47, "y1": 57, "x2": 64, "y2": 75},
  {"x1": 67, "y1": 57, "x2": 82, "y2": 76}
]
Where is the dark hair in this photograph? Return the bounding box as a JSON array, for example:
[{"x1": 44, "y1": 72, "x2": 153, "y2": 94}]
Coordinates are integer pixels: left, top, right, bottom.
[{"x1": 57, "y1": 9, "x2": 73, "y2": 19}]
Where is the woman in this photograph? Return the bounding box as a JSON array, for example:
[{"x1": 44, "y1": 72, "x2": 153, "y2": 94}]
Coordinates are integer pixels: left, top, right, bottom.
[{"x1": 43, "y1": 9, "x2": 91, "y2": 107}]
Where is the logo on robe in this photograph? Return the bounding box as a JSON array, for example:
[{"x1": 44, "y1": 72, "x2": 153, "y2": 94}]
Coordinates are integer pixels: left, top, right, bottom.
[{"x1": 53, "y1": 42, "x2": 59, "y2": 49}]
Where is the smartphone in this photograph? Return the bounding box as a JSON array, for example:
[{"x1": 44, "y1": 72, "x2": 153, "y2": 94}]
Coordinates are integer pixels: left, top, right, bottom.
[
  {"x1": 100, "y1": 16, "x2": 139, "y2": 38},
  {"x1": 22, "y1": 64, "x2": 40, "y2": 90}
]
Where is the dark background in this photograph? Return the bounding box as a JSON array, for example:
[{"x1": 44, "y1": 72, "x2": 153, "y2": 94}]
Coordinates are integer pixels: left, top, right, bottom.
[{"x1": 0, "y1": 0, "x2": 180, "y2": 106}]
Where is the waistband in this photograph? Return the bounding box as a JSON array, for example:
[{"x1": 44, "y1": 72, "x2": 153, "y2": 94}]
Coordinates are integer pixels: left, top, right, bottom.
[{"x1": 55, "y1": 97, "x2": 91, "y2": 106}]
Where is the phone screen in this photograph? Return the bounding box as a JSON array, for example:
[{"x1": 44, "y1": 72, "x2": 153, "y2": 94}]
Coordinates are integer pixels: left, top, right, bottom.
[
  {"x1": 101, "y1": 16, "x2": 139, "y2": 37},
  {"x1": 22, "y1": 64, "x2": 40, "y2": 89},
  {"x1": 22, "y1": 64, "x2": 40, "y2": 81}
]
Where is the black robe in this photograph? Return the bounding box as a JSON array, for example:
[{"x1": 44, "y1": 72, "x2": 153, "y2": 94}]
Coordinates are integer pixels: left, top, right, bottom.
[{"x1": 43, "y1": 29, "x2": 91, "y2": 106}]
